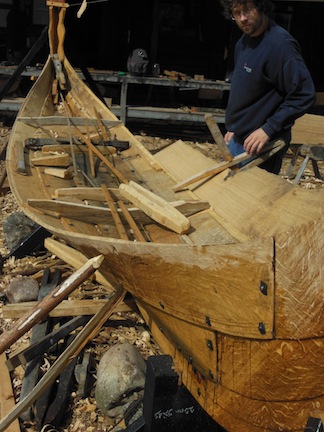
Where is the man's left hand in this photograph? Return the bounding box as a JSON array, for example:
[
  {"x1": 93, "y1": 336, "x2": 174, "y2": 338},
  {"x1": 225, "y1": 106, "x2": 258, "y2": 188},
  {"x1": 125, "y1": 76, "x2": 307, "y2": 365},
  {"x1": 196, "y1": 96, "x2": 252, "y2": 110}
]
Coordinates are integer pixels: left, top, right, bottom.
[{"x1": 244, "y1": 129, "x2": 270, "y2": 155}]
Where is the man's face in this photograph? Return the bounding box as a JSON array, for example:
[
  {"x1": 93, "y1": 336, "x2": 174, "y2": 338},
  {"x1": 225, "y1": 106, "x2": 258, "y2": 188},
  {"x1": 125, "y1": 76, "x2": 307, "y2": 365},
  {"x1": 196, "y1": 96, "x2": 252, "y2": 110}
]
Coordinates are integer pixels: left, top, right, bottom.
[{"x1": 231, "y1": 2, "x2": 266, "y2": 36}]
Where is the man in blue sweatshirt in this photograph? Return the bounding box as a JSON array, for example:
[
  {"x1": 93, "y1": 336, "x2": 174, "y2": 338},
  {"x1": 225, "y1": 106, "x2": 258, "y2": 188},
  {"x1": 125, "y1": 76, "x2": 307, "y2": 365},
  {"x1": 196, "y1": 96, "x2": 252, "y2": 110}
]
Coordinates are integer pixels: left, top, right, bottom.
[{"x1": 221, "y1": 0, "x2": 316, "y2": 174}]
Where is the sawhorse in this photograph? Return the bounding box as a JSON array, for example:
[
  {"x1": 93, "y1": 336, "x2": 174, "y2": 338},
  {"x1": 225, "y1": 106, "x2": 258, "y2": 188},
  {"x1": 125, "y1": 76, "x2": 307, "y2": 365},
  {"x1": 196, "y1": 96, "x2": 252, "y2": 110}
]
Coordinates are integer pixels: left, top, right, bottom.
[{"x1": 285, "y1": 144, "x2": 324, "y2": 184}]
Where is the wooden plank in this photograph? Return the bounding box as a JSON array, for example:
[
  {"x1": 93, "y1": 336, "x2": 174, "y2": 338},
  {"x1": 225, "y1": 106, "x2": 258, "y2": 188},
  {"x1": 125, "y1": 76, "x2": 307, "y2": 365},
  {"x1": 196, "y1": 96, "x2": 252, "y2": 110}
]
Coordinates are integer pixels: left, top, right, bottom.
[
  {"x1": 156, "y1": 140, "x2": 324, "y2": 240},
  {"x1": 172, "y1": 151, "x2": 253, "y2": 192},
  {"x1": 173, "y1": 140, "x2": 284, "y2": 192},
  {"x1": 138, "y1": 301, "x2": 218, "y2": 382},
  {"x1": 119, "y1": 180, "x2": 191, "y2": 234},
  {"x1": 53, "y1": 186, "x2": 118, "y2": 200},
  {"x1": 44, "y1": 167, "x2": 73, "y2": 179},
  {"x1": 31, "y1": 153, "x2": 70, "y2": 167},
  {"x1": 16, "y1": 141, "x2": 26, "y2": 175},
  {"x1": 291, "y1": 113, "x2": 324, "y2": 145},
  {"x1": 0, "y1": 354, "x2": 21, "y2": 432},
  {"x1": 17, "y1": 116, "x2": 121, "y2": 128},
  {"x1": 204, "y1": 113, "x2": 233, "y2": 161},
  {"x1": 27, "y1": 198, "x2": 150, "y2": 225},
  {"x1": 28, "y1": 197, "x2": 207, "y2": 227},
  {"x1": 53, "y1": 187, "x2": 210, "y2": 214},
  {"x1": 44, "y1": 237, "x2": 114, "y2": 290},
  {"x1": 101, "y1": 184, "x2": 129, "y2": 240},
  {"x1": 275, "y1": 216, "x2": 324, "y2": 339},
  {"x1": 41, "y1": 144, "x2": 116, "y2": 155},
  {"x1": 144, "y1": 224, "x2": 185, "y2": 244},
  {"x1": 2, "y1": 298, "x2": 135, "y2": 319},
  {"x1": 139, "y1": 304, "x2": 324, "y2": 432},
  {"x1": 94, "y1": 107, "x2": 110, "y2": 140},
  {"x1": 217, "y1": 334, "x2": 324, "y2": 401},
  {"x1": 117, "y1": 200, "x2": 147, "y2": 242}
]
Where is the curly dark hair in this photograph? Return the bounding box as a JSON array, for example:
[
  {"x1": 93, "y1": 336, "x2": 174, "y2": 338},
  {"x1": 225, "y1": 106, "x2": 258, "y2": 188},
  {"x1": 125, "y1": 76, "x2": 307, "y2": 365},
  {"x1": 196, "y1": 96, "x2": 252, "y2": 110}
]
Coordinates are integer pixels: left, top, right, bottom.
[{"x1": 220, "y1": 0, "x2": 275, "y2": 20}]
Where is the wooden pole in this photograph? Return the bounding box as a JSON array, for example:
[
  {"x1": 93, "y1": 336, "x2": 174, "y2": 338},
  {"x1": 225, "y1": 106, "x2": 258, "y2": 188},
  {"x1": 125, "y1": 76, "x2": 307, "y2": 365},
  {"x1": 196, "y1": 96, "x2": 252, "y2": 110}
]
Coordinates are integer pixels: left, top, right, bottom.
[
  {"x1": 73, "y1": 127, "x2": 129, "y2": 184},
  {"x1": 204, "y1": 114, "x2": 233, "y2": 162},
  {"x1": 101, "y1": 184, "x2": 129, "y2": 240}
]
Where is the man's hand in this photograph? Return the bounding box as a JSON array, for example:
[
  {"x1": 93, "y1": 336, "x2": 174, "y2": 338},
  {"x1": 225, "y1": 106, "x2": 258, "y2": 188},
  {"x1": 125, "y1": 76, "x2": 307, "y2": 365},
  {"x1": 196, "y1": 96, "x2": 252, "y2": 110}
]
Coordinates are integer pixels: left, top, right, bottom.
[
  {"x1": 244, "y1": 128, "x2": 270, "y2": 155},
  {"x1": 224, "y1": 131, "x2": 234, "y2": 145}
]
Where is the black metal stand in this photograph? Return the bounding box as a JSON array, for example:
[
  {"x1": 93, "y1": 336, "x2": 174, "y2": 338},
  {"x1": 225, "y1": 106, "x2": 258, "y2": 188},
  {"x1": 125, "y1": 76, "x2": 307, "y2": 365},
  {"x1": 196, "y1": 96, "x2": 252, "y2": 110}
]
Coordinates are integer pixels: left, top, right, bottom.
[
  {"x1": 125, "y1": 354, "x2": 223, "y2": 432},
  {"x1": 0, "y1": 26, "x2": 48, "y2": 103},
  {"x1": 305, "y1": 417, "x2": 323, "y2": 432}
]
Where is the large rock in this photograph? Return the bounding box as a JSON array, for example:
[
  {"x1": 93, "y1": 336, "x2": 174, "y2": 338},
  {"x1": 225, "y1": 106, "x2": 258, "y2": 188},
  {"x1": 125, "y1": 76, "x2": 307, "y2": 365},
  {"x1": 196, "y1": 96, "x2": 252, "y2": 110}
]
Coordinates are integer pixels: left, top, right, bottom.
[
  {"x1": 95, "y1": 342, "x2": 146, "y2": 416},
  {"x1": 5, "y1": 276, "x2": 39, "y2": 303},
  {"x1": 3, "y1": 212, "x2": 39, "y2": 251}
]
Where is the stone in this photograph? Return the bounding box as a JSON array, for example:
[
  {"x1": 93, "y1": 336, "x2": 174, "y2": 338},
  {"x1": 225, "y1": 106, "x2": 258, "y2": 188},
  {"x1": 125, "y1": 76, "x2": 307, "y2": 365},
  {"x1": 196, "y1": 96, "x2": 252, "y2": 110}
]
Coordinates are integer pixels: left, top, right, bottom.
[
  {"x1": 95, "y1": 342, "x2": 146, "y2": 415},
  {"x1": 5, "y1": 276, "x2": 39, "y2": 303},
  {"x1": 3, "y1": 212, "x2": 39, "y2": 251}
]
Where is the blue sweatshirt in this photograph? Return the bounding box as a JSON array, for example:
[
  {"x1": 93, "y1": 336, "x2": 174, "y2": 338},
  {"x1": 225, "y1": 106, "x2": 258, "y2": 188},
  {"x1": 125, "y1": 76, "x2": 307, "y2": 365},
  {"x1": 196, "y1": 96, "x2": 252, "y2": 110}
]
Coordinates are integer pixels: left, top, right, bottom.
[{"x1": 225, "y1": 20, "x2": 316, "y2": 141}]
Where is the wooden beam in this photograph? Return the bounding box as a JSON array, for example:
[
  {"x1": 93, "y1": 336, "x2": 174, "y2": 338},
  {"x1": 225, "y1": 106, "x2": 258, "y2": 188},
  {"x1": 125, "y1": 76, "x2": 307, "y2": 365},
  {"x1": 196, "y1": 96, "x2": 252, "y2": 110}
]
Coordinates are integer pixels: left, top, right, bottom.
[
  {"x1": 0, "y1": 354, "x2": 21, "y2": 432},
  {"x1": 101, "y1": 184, "x2": 129, "y2": 240},
  {"x1": 31, "y1": 153, "x2": 70, "y2": 167},
  {"x1": 44, "y1": 167, "x2": 73, "y2": 179},
  {"x1": 44, "y1": 237, "x2": 114, "y2": 290},
  {"x1": 119, "y1": 180, "x2": 190, "y2": 234},
  {"x1": 17, "y1": 116, "x2": 120, "y2": 128},
  {"x1": 28, "y1": 198, "x2": 208, "y2": 226},
  {"x1": 27, "y1": 198, "x2": 149, "y2": 225},
  {"x1": 41, "y1": 144, "x2": 116, "y2": 155},
  {"x1": 204, "y1": 113, "x2": 233, "y2": 161},
  {"x1": 117, "y1": 200, "x2": 147, "y2": 242},
  {"x1": 53, "y1": 187, "x2": 210, "y2": 215},
  {"x1": 2, "y1": 298, "x2": 135, "y2": 319}
]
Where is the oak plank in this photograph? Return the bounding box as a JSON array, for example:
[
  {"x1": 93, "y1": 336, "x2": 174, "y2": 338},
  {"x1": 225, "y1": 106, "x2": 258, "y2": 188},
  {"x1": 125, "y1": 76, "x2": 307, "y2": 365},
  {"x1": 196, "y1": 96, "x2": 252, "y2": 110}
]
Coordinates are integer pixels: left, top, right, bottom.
[
  {"x1": 17, "y1": 116, "x2": 121, "y2": 128},
  {"x1": 2, "y1": 298, "x2": 135, "y2": 319},
  {"x1": 204, "y1": 113, "x2": 233, "y2": 161},
  {"x1": 119, "y1": 180, "x2": 191, "y2": 234},
  {"x1": 31, "y1": 153, "x2": 70, "y2": 167},
  {"x1": 0, "y1": 354, "x2": 21, "y2": 432},
  {"x1": 44, "y1": 167, "x2": 73, "y2": 179},
  {"x1": 44, "y1": 237, "x2": 114, "y2": 290}
]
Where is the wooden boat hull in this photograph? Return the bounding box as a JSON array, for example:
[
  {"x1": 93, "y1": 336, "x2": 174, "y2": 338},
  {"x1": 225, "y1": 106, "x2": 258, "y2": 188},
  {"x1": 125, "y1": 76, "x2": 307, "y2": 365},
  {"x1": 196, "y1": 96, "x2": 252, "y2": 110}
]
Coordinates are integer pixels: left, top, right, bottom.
[{"x1": 6, "y1": 13, "x2": 324, "y2": 430}]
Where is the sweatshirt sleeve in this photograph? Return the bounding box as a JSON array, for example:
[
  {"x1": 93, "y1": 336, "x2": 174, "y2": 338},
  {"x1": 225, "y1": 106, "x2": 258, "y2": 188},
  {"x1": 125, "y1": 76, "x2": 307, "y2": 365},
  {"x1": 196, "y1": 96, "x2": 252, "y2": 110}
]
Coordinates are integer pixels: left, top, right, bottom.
[{"x1": 262, "y1": 55, "x2": 316, "y2": 138}]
